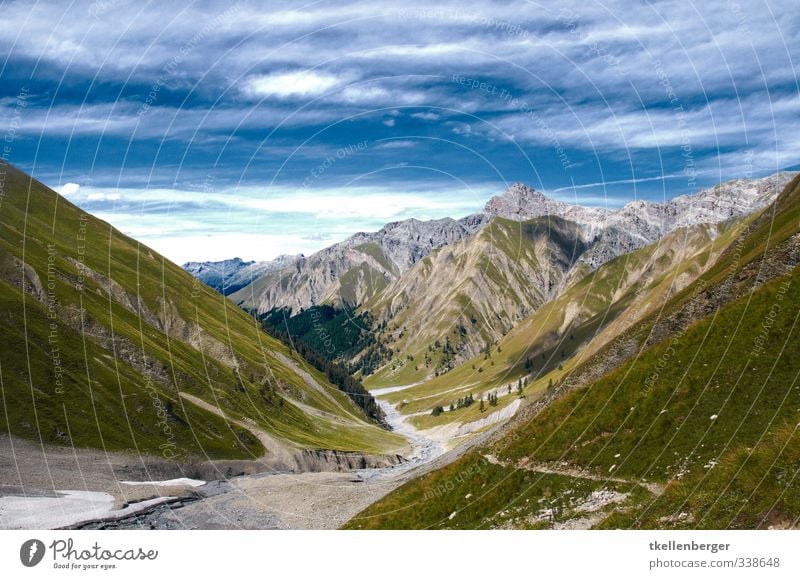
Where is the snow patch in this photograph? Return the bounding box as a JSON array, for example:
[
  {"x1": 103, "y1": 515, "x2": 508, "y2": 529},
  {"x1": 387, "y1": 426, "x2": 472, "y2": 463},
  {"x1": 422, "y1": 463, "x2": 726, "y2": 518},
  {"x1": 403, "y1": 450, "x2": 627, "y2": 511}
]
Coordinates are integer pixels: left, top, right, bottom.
[
  {"x1": 0, "y1": 490, "x2": 176, "y2": 530},
  {"x1": 120, "y1": 477, "x2": 206, "y2": 488}
]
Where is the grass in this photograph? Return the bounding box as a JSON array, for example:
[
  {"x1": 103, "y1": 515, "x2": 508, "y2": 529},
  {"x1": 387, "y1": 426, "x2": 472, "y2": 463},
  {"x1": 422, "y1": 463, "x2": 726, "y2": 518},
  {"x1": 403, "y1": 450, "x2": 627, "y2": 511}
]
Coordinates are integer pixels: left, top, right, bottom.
[
  {"x1": 354, "y1": 242, "x2": 397, "y2": 274},
  {"x1": 368, "y1": 221, "x2": 729, "y2": 428},
  {"x1": 345, "y1": 176, "x2": 800, "y2": 529},
  {"x1": 344, "y1": 452, "x2": 655, "y2": 529},
  {"x1": 0, "y1": 162, "x2": 404, "y2": 459}
]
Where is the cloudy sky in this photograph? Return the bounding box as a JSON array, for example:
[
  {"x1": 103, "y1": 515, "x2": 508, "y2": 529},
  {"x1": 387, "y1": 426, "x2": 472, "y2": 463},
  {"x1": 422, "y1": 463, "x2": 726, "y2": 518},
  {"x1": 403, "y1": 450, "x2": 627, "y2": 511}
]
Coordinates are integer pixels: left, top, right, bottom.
[{"x1": 1, "y1": 0, "x2": 798, "y2": 263}]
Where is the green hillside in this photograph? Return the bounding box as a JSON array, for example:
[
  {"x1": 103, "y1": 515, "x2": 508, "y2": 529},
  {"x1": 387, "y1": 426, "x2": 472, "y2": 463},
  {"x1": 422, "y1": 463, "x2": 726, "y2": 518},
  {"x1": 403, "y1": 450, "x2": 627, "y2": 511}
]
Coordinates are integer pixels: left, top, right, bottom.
[
  {"x1": 0, "y1": 162, "x2": 405, "y2": 460},
  {"x1": 362, "y1": 216, "x2": 586, "y2": 389},
  {"x1": 371, "y1": 219, "x2": 737, "y2": 430},
  {"x1": 345, "y1": 175, "x2": 800, "y2": 529}
]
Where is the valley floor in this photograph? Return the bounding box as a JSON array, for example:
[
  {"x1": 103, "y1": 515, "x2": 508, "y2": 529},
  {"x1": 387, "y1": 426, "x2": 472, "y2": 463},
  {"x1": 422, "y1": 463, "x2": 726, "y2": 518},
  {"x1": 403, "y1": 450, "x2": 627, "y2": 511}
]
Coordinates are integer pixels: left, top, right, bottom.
[{"x1": 0, "y1": 394, "x2": 464, "y2": 530}]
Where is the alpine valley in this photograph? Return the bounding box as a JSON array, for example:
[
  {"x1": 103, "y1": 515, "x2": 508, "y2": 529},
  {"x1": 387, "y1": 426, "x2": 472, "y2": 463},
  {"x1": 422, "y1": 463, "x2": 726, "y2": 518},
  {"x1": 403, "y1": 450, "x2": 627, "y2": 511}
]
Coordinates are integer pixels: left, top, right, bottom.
[{"x1": 2, "y1": 160, "x2": 799, "y2": 530}]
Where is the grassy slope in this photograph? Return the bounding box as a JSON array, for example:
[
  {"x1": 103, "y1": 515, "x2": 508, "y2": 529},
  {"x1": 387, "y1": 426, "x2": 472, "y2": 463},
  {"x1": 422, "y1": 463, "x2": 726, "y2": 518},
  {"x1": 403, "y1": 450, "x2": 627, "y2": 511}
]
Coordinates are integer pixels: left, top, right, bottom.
[
  {"x1": 0, "y1": 163, "x2": 404, "y2": 459},
  {"x1": 377, "y1": 221, "x2": 736, "y2": 429},
  {"x1": 346, "y1": 175, "x2": 800, "y2": 529},
  {"x1": 363, "y1": 216, "x2": 584, "y2": 390}
]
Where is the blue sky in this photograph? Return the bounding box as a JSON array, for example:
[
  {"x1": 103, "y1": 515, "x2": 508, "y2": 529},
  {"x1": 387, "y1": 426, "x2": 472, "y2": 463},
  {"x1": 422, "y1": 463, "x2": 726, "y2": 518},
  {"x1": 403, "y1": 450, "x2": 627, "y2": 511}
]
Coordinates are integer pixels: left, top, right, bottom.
[{"x1": 1, "y1": 0, "x2": 798, "y2": 262}]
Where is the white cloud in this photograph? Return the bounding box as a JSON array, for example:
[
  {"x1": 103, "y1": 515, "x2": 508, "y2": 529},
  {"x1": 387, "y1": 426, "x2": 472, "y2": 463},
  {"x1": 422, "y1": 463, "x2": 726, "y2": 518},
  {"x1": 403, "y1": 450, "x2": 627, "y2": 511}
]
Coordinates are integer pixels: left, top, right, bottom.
[
  {"x1": 242, "y1": 70, "x2": 342, "y2": 98},
  {"x1": 376, "y1": 139, "x2": 417, "y2": 149},
  {"x1": 411, "y1": 112, "x2": 440, "y2": 121},
  {"x1": 86, "y1": 190, "x2": 121, "y2": 202},
  {"x1": 74, "y1": 183, "x2": 495, "y2": 263},
  {"x1": 142, "y1": 232, "x2": 340, "y2": 264},
  {"x1": 235, "y1": 189, "x2": 483, "y2": 221},
  {"x1": 58, "y1": 182, "x2": 80, "y2": 196}
]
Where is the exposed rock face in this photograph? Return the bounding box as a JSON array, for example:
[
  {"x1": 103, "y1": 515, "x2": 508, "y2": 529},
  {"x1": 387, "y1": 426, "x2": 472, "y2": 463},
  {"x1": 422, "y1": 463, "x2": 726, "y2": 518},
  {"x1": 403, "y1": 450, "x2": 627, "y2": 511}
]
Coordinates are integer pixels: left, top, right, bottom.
[
  {"x1": 229, "y1": 216, "x2": 487, "y2": 313},
  {"x1": 483, "y1": 172, "x2": 795, "y2": 269}
]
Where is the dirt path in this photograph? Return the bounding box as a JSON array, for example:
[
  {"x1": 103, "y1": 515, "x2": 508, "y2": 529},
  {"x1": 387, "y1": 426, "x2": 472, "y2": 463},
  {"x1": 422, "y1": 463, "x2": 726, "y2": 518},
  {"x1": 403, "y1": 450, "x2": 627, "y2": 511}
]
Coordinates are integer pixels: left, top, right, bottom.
[{"x1": 482, "y1": 453, "x2": 665, "y2": 495}]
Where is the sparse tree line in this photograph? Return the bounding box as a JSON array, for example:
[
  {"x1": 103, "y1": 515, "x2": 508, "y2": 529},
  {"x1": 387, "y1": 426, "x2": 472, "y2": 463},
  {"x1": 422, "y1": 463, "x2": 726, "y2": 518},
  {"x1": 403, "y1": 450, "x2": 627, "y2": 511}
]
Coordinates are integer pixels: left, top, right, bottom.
[{"x1": 256, "y1": 306, "x2": 388, "y2": 426}]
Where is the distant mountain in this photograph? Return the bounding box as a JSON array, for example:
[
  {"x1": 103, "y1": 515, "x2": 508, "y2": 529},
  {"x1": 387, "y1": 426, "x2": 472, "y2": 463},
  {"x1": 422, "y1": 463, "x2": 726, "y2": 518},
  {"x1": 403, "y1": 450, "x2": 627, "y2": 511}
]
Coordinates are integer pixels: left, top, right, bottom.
[
  {"x1": 0, "y1": 162, "x2": 404, "y2": 467},
  {"x1": 229, "y1": 216, "x2": 487, "y2": 313},
  {"x1": 183, "y1": 255, "x2": 300, "y2": 295}
]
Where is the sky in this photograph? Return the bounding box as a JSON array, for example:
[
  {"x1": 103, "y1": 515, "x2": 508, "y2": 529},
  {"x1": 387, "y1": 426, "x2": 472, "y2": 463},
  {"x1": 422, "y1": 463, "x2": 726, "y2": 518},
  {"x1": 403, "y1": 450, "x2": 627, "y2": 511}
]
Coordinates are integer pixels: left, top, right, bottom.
[{"x1": 1, "y1": 0, "x2": 798, "y2": 263}]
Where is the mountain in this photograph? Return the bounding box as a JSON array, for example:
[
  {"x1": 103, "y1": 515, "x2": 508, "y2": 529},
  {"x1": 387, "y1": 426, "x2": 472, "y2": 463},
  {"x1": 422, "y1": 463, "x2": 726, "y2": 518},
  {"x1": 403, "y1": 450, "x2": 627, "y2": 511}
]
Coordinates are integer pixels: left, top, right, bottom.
[
  {"x1": 361, "y1": 216, "x2": 587, "y2": 380},
  {"x1": 355, "y1": 174, "x2": 793, "y2": 389},
  {"x1": 224, "y1": 173, "x2": 793, "y2": 318},
  {"x1": 0, "y1": 162, "x2": 405, "y2": 468},
  {"x1": 484, "y1": 173, "x2": 794, "y2": 268},
  {"x1": 183, "y1": 255, "x2": 300, "y2": 295},
  {"x1": 368, "y1": 219, "x2": 736, "y2": 423},
  {"x1": 230, "y1": 215, "x2": 486, "y2": 313},
  {"x1": 345, "y1": 173, "x2": 800, "y2": 529}
]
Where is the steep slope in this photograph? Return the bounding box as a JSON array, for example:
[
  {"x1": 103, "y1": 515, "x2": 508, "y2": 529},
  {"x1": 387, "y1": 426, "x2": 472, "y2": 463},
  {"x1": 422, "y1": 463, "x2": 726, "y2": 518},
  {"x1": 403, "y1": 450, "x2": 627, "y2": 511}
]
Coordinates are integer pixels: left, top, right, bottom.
[
  {"x1": 346, "y1": 174, "x2": 800, "y2": 529},
  {"x1": 0, "y1": 162, "x2": 405, "y2": 463},
  {"x1": 373, "y1": 219, "x2": 739, "y2": 429},
  {"x1": 361, "y1": 216, "x2": 586, "y2": 386},
  {"x1": 230, "y1": 216, "x2": 487, "y2": 313},
  {"x1": 183, "y1": 255, "x2": 299, "y2": 295}
]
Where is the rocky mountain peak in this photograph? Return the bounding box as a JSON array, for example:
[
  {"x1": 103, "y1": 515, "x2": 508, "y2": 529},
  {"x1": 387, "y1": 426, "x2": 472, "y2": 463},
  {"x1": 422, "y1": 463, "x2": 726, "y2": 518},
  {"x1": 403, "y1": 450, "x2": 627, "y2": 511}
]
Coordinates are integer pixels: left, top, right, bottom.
[{"x1": 483, "y1": 182, "x2": 556, "y2": 218}]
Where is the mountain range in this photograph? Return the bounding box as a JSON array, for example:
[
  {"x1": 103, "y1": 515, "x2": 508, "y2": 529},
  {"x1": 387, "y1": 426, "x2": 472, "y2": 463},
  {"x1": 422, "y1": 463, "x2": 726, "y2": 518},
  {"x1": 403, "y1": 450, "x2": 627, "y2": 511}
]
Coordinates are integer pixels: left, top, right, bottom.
[
  {"x1": 190, "y1": 172, "x2": 793, "y2": 388},
  {"x1": 347, "y1": 171, "x2": 800, "y2": 529},
  {"x1": 207, "y1": 173, "x2": 792, "y2": 317},
  {"x1": 3, "y1": 158, "x2": 797, "y2": 530}
]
